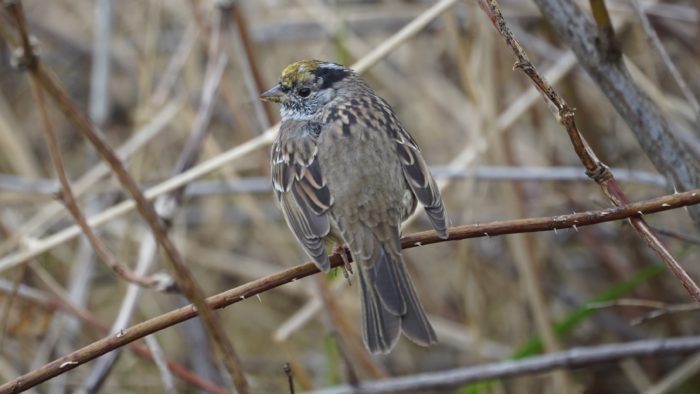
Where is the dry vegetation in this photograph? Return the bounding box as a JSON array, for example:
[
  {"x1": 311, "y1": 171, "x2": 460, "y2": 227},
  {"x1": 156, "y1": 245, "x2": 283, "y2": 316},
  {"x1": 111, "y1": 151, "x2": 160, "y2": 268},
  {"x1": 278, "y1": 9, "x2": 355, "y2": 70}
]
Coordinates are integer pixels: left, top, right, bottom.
[{"x1": 0, "y1": 0, "x2": 699, "y2": 393}]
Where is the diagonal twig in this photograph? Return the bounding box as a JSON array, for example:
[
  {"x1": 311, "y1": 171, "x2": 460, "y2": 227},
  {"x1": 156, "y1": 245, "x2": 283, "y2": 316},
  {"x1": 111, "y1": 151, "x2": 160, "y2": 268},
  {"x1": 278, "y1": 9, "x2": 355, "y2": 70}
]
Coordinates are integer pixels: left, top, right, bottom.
[
  {"x1": 226, "y1": 0, "x2": 275, "y2": 128},
  {"x1": 628, "y1": 0, "x2": 700, "y2": 124},
  {"x1": 0, "y1": 276, "x2": 228, "y2": 394},
  {"x1": 588, "y1": 298, "x2": 700, "y2": 326},
  {"x1": 27, "y1": 62, "x2": 167, "y2": 290},
  {"x1": 476, "y1": 0, "x2": 700, "y2": 303},
  {"x1": 0, "y1": 99, "x2": 182, "y2": 257},
  {"x1": 0, "y1": 0, "x2": 463, "y2": 273},
  {"x1": 531, "y1": 0, "x2": 700, "y2": 227},
  {"x1": 80, "y1": 6, "x2": 233, "y2": 390},
  {"x1": 305, "y1": 337, "x2": 700, "y2": 394},
  {"x1": 1, "y1": 189, "x2": 698, "y2": 393},
  {"x1": 3, "y1": 2, "x2": 249, "y2": 392}
]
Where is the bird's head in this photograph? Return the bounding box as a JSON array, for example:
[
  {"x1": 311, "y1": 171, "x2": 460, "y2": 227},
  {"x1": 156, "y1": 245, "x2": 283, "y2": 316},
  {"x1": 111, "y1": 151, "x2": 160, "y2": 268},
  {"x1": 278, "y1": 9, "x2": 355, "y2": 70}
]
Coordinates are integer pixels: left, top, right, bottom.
[{"x1": 261, "y1": 60, "x2": 352, "y2": 120}]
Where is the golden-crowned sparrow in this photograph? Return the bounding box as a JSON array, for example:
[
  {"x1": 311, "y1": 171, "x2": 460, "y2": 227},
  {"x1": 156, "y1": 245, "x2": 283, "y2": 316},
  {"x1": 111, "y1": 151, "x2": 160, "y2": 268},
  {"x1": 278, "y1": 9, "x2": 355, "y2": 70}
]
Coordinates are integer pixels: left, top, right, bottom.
[{"x1": 261, "y1": 60, "x2": 448, "y2": 354}]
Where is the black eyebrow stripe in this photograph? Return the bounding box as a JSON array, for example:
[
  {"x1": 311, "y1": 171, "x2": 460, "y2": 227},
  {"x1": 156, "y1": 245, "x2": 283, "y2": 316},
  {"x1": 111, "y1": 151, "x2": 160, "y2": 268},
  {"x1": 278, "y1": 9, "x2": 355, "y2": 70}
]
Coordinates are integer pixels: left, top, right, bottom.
[{"x1": 317, "y1": 68, "x2": 349, "y2": 89}]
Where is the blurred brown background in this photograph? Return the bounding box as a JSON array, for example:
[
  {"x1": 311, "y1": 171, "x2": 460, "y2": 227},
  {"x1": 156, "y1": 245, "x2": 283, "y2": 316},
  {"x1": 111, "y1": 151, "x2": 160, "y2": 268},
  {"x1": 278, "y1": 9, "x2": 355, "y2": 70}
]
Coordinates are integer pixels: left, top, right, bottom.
[{"x1": 0, "y1": 0, "x2": 699, "y2": 392}]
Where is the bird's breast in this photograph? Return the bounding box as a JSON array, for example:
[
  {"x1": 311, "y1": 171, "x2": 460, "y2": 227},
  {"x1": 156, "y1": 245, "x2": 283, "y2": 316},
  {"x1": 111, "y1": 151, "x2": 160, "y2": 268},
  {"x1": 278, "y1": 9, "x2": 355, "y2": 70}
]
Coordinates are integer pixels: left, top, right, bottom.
[{"x1": 317, "y1": 123, "x2": 408, "y2": 228}]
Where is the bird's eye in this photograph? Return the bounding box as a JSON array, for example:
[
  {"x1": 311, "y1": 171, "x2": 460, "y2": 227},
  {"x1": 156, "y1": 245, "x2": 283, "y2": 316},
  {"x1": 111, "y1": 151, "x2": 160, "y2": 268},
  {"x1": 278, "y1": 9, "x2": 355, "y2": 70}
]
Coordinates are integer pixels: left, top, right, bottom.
[{"x1": 297, "y1": 87, "x2": 311, "y2": 98}]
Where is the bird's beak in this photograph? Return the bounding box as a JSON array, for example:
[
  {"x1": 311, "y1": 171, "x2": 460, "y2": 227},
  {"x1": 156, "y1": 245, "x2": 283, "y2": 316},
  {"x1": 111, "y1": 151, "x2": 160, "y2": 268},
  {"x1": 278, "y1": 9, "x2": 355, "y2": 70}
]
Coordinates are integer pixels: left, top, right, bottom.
[{"x1": 260, "y1": 84, "x2": 286, "y2": 103}]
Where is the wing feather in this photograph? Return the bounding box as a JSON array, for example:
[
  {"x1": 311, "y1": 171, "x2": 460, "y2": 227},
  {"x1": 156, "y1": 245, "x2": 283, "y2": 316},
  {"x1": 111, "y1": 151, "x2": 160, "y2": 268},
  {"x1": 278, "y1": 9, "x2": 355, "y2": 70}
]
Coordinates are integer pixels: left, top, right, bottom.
[
  {"x1": 366, "y1": 96, "x2": 448, "y2": 238},
  {"x1": 272, "y1": 130, "x2": 334, "y2": 272},
  {"x1": 394, "y1": 127, "x2": 449, "y2": 239}
]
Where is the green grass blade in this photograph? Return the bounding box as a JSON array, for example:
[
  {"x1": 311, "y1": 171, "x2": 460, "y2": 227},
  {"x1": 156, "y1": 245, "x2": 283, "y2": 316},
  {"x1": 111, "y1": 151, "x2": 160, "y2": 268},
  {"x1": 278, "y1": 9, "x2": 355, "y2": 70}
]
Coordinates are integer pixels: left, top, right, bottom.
[{"x1": 458, "y1": 264, "x2": 665, "y2": 394}]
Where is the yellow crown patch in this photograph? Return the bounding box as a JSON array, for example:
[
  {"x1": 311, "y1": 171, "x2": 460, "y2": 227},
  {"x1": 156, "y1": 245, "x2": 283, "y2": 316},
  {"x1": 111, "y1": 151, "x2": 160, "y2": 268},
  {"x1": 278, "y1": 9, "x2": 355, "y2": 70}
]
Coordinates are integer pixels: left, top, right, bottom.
[{"x1": 279, "y1": 59, "x2": 325, "y2": 87}]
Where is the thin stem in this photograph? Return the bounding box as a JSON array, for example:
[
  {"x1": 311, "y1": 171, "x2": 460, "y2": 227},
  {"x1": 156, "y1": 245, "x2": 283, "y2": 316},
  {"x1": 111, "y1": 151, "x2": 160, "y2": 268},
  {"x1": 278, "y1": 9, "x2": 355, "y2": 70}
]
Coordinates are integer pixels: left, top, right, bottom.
[
  {"x1": 28, "y1": 65, "x2": 164, "y2": 289},
  {"x1": 1, "y1": 189, "x2": 698, "y2": 393},
  {"x1": 4, "y1": 2, "x2": 249, "y2": 392},
  {"x1": 629, "y1": 0, "x2": 700, "y2": 124},
  {"x1": 305, "y1": 337, "x2": 700, "y2": 394},
  {"x1": 476, "y1": 0, "x2": 700, "y2": 303}
]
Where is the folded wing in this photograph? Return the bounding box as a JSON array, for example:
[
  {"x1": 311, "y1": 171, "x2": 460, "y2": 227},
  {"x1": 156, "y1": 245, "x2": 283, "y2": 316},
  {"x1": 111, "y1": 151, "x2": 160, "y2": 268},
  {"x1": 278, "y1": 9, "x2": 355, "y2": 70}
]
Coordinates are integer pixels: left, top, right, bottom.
[{"x1": 272, "y1": 138, "x2": 334, "y2": 271}]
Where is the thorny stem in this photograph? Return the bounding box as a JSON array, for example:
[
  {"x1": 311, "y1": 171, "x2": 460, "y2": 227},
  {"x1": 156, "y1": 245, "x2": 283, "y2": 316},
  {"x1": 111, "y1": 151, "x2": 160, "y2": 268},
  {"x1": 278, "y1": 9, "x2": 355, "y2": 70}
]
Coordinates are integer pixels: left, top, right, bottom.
[
  {"x1": 476, "y1": 0, "x2": 700, "y2": 303},
  {"x1": 589, "y1": 0, "x2": 621, "y2": 61},
  {"x1": 1, "y1": 189, "x2": 698, "y2": 393},
  {"x1": 29, "y1": 76, "x2": 167, "y2": 289},
  {"x1": 284, "y1": 363, "x2": 295, "y2": 394},
  {"x1": 3, "y1": 2, "x2": 250, "y2": 392}
]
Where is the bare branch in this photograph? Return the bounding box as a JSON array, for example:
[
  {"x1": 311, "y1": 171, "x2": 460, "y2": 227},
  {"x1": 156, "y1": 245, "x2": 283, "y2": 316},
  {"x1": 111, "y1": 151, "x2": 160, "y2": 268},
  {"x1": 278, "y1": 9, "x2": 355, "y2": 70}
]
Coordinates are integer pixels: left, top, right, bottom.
[
  {"x1": 144, "y1": 335, "x2": 176, "y2": 394},
  {"x1": 0, "y1": 278, "x2": 228, "y2": 394},
  {"x1": 1, "y1": 189, "x2": 697, "y2": 393},
  {"x1": 531, "y1": 0, "x2": 700, "y2": 228},
  {"x1": 3, "y1": 2, "x2": 248, "y2": 391},
  {"x1": 477, "y1": 0, "x2": 700, "y2": 303},
  {"x1": 27, "y1": 59, "x2": 166, "y2": 289},
  {"x1": 629, "y1": 0, "x2": 700, "y2": 123},
  {"x1": 284, "y1": 363, "x2": 295, "y2": 394},
  {"x1": 81, "y1": 7, "x2": 233, "y2": 390},
  {"x1": 305, "y1": 337, "x2": 700, "y2": 394},
  {"x1": 0, "y1": 99, "x2": 182, "y2": 260},
  {"x1": 0, "y1": 0, "x2": 463, "y2": 273},
  {"x1": 589, "y1": 298, "x2": 700, "y2": 326},
  {"x1": 589, "y1": 0, "x2": 621, "y2": 61},
  {"x1": 226, "y1": 0, "x2": 276, "y2": 129}
]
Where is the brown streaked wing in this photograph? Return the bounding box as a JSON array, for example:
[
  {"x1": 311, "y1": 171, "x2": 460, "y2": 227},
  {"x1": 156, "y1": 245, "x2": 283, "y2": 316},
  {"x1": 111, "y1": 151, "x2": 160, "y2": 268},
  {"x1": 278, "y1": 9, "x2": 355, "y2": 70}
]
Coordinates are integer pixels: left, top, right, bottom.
[
  {"x1": 394, "y1": 127, "x2": 448, "y2": 239},
  {"x1": 272, "y1": 138, "x2": 334, "y2": 272}
]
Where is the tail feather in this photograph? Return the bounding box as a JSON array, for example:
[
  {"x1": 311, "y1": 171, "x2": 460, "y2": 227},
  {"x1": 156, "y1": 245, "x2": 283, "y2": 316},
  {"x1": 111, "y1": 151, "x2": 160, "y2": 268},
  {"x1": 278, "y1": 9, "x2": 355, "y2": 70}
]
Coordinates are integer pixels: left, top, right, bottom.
[
  {"x1": 394, "y1": 257, "x2": 437, "y2": 346},
  {"x1": 358, "y1": 245, "x2": 437, "y2": 354},
  {"x1": 373, "y1": 248, "x2": 407, "y2": 316},
  {"x1": 358, "y1": 268, "x2": 400, "y2": 354},
  {"x1": 425, "y1": 204, "x2": 449, "y2": 240}
]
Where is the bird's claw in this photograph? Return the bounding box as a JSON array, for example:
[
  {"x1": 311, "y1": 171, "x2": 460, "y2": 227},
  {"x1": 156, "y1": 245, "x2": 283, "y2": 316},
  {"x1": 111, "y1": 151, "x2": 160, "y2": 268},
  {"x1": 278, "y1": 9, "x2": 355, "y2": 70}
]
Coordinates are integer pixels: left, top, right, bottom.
[{"x1": 333, "y1": 244, "x2": 352, "y2": 285}]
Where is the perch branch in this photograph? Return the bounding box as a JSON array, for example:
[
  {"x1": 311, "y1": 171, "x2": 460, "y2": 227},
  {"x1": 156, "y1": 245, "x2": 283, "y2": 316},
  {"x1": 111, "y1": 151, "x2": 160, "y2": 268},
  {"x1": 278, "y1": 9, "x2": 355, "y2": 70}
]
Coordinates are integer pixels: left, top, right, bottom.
[
  {"x1": 0, "y1": 0, "x2": 460, "y2": 272},
  {"x1": 81, "y1": 8, "x2": 231, "y2": 390},
  {"x1": 530, "y1": 0, "x2": 700, "y2": 226},
  {"x1": 3, "y1": 2, "x2": 248, "y2": 392},
  {"x1": 0, "y1": 277, "x2": 227, "y2": 394},
  {"x1": 476, "y1": 0, "x2": 700, "y2": 303},
  {"x1": 1, "y1": 189, "x2": 698, "y2": 393}
]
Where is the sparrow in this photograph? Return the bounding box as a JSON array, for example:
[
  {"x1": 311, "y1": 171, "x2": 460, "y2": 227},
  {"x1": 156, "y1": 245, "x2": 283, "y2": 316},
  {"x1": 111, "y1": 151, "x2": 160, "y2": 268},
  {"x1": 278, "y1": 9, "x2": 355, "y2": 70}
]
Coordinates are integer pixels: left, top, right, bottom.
[{"x1": 261, "y1": 60, "x2": 448, "y2": 354}]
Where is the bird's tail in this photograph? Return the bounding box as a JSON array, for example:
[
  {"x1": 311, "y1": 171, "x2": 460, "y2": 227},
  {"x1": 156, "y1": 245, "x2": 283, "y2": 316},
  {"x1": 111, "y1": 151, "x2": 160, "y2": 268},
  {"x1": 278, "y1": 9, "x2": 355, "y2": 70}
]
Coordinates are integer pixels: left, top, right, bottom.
[{"x1": 357, "y1": 244, "x2": 437, "y2": 354}]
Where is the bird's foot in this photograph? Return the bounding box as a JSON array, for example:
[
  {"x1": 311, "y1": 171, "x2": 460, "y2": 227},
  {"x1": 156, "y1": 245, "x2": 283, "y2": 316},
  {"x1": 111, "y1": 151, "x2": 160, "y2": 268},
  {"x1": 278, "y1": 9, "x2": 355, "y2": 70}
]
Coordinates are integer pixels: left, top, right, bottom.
[{"x1": 333, "y1": 244, "x2": 352, "y2": 285}]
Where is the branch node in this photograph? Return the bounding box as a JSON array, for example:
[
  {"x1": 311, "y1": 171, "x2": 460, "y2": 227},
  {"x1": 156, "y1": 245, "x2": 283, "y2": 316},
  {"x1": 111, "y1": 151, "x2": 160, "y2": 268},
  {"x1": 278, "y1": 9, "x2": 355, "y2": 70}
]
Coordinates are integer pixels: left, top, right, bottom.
[
  {"x1": 151, "y1": 272, "x2": 178, "y2": 293},
  {"x1": 585, "y1": 163, "x2": 612, "y2": 184},
  {"x1": 284, "y1": 363, "x2": 295, "y2": 394},
  {"x1": 52, "y1": 188, "x2": 66, "y2": 203},
  {"x1": 558, "y1": 106, "x2": 575, "y2": 121},
  {"x1": 154, "y1": 196, "x2": 177, "y2": 226},
  {"x1": 59, "y1": 361, "x2": 78, "y2": 369},
  {"x1": 9, "y1": 35, "x2": 39, "y2": 71},
  {"x1": 513, "y1": 60, "x2": 530, "y2": 71}
]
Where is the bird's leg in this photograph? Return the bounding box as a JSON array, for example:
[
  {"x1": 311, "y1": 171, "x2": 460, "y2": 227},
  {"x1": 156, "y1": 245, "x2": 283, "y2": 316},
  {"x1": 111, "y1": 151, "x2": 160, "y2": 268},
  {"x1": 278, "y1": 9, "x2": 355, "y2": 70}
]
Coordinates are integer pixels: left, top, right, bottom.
[{"x1": 333, "y1": 243, "x2": 352, "y2": 285}]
